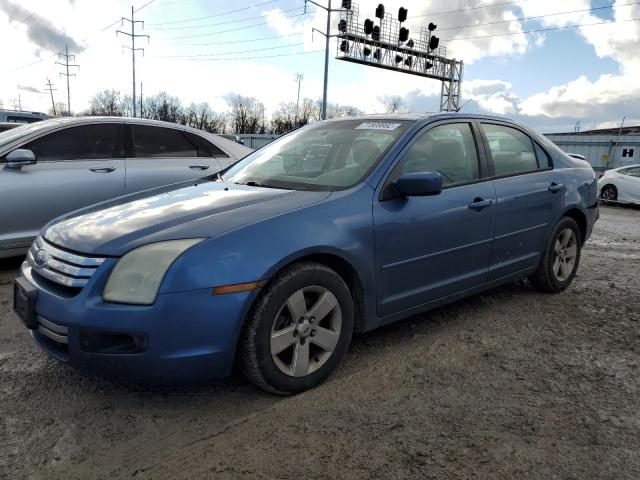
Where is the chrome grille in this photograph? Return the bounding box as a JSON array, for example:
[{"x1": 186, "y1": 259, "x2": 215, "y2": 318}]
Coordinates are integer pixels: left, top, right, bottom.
[{"x1": 27, "y1": 236, "x2": 106, "y2": 288}]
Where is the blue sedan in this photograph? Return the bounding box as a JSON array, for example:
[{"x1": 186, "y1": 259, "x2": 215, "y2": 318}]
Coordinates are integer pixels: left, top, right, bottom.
[{"x1": 14, "y1": 114, "x2": 599, "y2": 394}]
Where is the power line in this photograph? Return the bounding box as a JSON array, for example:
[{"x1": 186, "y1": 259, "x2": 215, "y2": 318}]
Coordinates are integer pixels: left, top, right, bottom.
[
  {"x1": 117, "y1": 6, "x2": 150, "y2": 118},
  {"x1": 55, "y1": 46, "x2": 79, "y2": 115},
  {"x1": 414, "y1": 0, "x2": 532, "y2": 19},
  {"x1": 149, "y1": 0, "x2": 280, "y2": 26},
  {"x1": 437, "y1": 1, "x2": 640, "y2": 32},
  {"x1": 135, "y1": 0, "x2": 157, "y2": 13},
  {"x1": 158, "y1": 32, "x2": 302, "y2": 47},
  {"x1": 156, "y1": 12, "x2": 308, "y2": 40},
  {"x1": 153, "y1": 6, "x2": 306, "y2": 30},
  {"x1": 150, "y1": 49, "x2": 325, "y2": 62},
  {"x1": 443, "y1": 16, "x2": 640, "y2": 42},
  {"x1": 156, "y1": 42, "x2": 306, "y2": 57}
]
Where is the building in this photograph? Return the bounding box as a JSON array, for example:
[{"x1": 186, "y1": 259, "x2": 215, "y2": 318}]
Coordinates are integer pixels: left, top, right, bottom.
[{"x1": 545, "y1": 126, "x2": 640, "y2": 172}]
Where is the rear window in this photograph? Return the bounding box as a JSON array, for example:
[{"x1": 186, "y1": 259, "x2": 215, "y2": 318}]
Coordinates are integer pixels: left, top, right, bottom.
[
  {"x1": 131, "y1": 125, "x2": 197, "y2": 158},
  {"x1": 482, "y1": 124, "x2": 539, "y2": 176}
]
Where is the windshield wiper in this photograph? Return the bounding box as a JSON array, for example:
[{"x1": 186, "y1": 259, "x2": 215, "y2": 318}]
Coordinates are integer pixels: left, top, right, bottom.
[{"x1": 239, "y1": 181, "x2": 293, "y2": 190}]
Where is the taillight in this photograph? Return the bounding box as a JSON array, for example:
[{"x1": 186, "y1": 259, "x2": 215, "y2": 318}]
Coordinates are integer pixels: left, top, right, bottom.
[{"x1": 598, "y1": 171, "x2": 605, "y2": 179}]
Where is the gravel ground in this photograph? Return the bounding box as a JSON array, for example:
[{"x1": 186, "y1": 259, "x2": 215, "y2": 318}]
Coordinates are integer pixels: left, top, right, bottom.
[{"x1": 1, "y1": 205, "x2": 639, "y2": 480}]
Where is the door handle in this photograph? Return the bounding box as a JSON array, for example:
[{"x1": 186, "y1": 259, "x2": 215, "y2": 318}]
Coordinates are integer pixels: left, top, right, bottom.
[
  {"x1": 548, "y1": 182, "x2": 564, "y2": 193},
  {"x1": 189, "y1": 165, "x2": 210, "y2": 171},
  {"x1": 89, "y1": 166, "x2": 116, "y2": 173},
  {"x1": 468, "y1": 198, "x2": 493, "y2": 211}
]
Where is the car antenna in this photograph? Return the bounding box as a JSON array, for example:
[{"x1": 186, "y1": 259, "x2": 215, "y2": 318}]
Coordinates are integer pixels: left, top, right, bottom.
[{"x1": 456, "y1": 99, "x2": 473, "y2": 112}]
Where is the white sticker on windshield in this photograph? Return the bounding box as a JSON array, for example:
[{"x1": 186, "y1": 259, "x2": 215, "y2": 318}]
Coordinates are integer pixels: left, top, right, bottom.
[{"x1": 355, "y1": 122, "x2": 402, "y2": 131}]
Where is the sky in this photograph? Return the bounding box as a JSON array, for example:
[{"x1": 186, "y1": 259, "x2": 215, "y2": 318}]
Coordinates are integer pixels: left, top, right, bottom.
[{"x1": 0, "y1": 0, "x2": 639, "y2": 133}]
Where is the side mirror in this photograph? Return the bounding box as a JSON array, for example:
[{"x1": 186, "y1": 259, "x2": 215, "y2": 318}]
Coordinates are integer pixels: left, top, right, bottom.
[
  {"x1": 394, "y1": 172, "x2": 443, "y2": 197},
  {"x1": 5, "y1": 149, "x2": 36, "y2": 170}
]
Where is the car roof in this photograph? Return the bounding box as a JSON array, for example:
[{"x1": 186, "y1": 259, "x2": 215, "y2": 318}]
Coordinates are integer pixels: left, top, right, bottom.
[
  {"x1": 325, "y1": 112, "x2": 521, "y2": 125},
  {"x1": 615, "y1": 164, "x2": 640, "y2": 170}
]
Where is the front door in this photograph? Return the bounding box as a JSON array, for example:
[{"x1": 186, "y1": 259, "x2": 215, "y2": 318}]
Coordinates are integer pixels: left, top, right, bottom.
[
  {"x1": 0, "y1": 123, "x2": 125, "y2": 249},
  {"x1": 373, "y1": 121, "x2": 496, "y2": 317}
]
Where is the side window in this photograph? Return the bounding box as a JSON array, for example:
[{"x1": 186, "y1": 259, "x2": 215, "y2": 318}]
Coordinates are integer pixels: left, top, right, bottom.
[
  {"x1": 481, "y1": 124, "x2": 539, "y2": 176},
  {"x1": 131, "y1": 126, "x2": 197, "y2": 158},
  {"x1": 25, "y1": 124, "x2": 122, "y2": 161},
  {"x1": 393, "y1": 123, "x2": 479, "y2": 187},
  {"x1": 182, "y1": 131, "x2": 229, "y2": 158},
  {"x1": 534, "y1": 142, "x2": 553, "y2": 168},
  {"x1": 626, "y1": 167, "x2": 640, "y2": 178}
]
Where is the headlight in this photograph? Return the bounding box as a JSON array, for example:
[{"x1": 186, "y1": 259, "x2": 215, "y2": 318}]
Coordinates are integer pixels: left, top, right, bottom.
[{"x1": 103, "y1": 239, "x2": 204, "y2": 305}]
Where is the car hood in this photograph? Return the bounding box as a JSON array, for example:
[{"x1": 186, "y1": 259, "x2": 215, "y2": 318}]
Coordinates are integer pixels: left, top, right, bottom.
[{"x1": 43, "y1": 182, "x2": 330, "y2": 256}]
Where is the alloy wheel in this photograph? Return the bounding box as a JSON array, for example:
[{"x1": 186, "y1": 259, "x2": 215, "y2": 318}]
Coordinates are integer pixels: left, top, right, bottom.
[
  {"x1": 552, "y1": 228, "x2": 578, "y2": 282},
  {"x1": 270, "y1": 286, "x2": 342, "y2": 377}
]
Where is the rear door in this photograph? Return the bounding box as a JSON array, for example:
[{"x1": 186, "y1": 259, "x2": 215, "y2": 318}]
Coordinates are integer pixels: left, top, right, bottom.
[
  {"x1": 124, "y1": 124, "x2": 224, "y2": 193},
  {"x1": 0, "y1": 123, "x2": 125, "y2": 247},
  {"x1": 479, "y1": 122, "x2": 564, "y2": 280}
]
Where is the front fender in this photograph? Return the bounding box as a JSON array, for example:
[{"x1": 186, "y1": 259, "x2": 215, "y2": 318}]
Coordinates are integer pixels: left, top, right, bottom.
[{"x1": 158, "y1": 186, "x2": 377, "y2": 314}]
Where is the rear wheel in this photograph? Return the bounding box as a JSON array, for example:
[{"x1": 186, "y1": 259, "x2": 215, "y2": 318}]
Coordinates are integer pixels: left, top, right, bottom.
[
  {"x1": 529, "y1": 217, "x2": 582, "y2": 293},
  {"x1": 601, "y1": 184, "x2": 618, "y2": 202},
  {"x1": 239, "y1": 262, "x2": 354, "y2": 395}
]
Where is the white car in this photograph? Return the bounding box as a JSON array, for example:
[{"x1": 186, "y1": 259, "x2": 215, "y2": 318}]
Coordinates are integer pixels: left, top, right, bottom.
[{"x1": 598, "y1": 164, "x2": 640, "y2": 204}]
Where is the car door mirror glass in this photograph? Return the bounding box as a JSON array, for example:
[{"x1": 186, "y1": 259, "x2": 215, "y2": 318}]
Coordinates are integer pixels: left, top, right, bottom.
[
  {"x1": 394, "y1": 172, "x2": 443, "y2": 197},
  {"x1": 5, "y1": 148, "x2": 36, "y2": 168}
]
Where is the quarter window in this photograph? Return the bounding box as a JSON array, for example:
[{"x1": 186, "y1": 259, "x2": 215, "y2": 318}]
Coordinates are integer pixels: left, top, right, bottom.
[
  {"x1": 481, "y1": 124, "x2": 538, "y2": 176},
  {"x1": 25, "y1": 124, "x2": 122, "y2": 161},
  {"x1": 131, "y1": 125, "x2": 197, "y2": 158},
  {"x1": 394, "y1": 123, "x2": 479, "y2": 187}
]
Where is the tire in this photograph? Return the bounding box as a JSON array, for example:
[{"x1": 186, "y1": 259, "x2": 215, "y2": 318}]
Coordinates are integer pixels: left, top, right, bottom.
[
  {"x1": 239, "y1": 262, "x2": 354, "y2": 395},
  {"x1": 529, "y1": 217, "x2": 582, "y2": 293},
  {"x1": 601, "y1": 184, "x2": 618, "y2": 203}
]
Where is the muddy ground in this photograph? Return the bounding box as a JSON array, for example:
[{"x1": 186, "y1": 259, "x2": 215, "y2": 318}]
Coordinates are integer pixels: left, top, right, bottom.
[{"x1": 1, "y1": 205, "x2": 639, "y2": 479}]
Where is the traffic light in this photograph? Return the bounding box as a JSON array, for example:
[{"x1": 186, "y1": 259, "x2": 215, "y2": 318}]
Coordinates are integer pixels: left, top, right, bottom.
[
  {"x1": 407, "y1": 39, "x2": 415, "y2": 48},
  {"x1": 340, "y1": 40, "x2": 349, "y2": 53},
  {"x1": 338, "y1": 19, "x2": 347, "y2": 33},
  {"x1": 363, "y1": 47, "x2": 372, "y2": 56},
  {"x1": 342, "y1": 0, "x2": 352, "y2": 9},
  {"x1": 399, "y1": 27, "x2": 409, "y2": 43},
  {"x1": 373, "y1": 48, "x2": 381, "y2": 60},
  {"x1": 398, "y1": 7, "x2": 408, "y2": 23},
  {"x1": 395, "y1": 54, "x2": 403, "y2": 63},
  {"x1": 375, "y1": 3, "x2": 385, "y2": 19},
  {"x1": 405, "y1": 56, "x2": 413, "y2": 67},
  {"x1": 426, "y1": 61, "x2": 433, "y2": 70},
  {"x1": 429, "y1": 35, "x2": 440, "y2": 50},
  {"x1": 372, "y1": 25, "x2": 380, "y2": 41},
  {"x1": 428, "y1": 22, "x2": 437, "y2": 31},
  {"x1": 364, "y1": 19, "x2": 374, "y2": 35}
]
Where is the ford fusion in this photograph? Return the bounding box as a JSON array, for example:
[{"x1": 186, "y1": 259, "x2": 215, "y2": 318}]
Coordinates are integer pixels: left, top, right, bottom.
[{"x1": 14, "y1": 114, "x2": 599, "y2": 394}]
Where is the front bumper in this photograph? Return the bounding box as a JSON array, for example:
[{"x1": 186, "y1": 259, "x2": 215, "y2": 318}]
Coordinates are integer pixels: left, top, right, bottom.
[{"x1": 18, "y1": 262, "x2": 254, "y2": 384}]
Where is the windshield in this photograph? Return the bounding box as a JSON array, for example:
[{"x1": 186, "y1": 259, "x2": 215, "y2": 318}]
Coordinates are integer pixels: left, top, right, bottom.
[{"x1": 222, "y1": 119, "x2": 411, "y2": 191}]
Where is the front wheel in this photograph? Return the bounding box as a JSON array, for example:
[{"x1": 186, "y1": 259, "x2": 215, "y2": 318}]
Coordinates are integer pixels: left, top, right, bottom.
[
  {"x1": 239, "y1": 262, "x2": 354, "y2": 395},
  {"x1": 529, "y1": 217, "x2": 582, "y2": 293}
]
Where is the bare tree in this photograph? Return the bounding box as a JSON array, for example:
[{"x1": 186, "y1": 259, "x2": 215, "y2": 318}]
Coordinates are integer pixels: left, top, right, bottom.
[
  {"x1": 226, "y1": 94, "x2": 266, "y2": 134},
  {"x1": 86, "y1": 90, "x2": 125, "y2": 116},
  {"x1": 143, "y1": 92, "x2": 184, "y2": 123},
  {"x1": 384, "y1": 95, "x2": 403, "y2": 113},
  {"x1": 49, "y1": 102, "x2": 67, "y2": 116}
]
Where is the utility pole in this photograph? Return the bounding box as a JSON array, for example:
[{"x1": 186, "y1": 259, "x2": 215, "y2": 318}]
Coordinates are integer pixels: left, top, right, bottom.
[
  {"x1": 56, "y1": 45, "x2": 79, "y2": 116},
  {"x1": 307, "y1": 0, "x2": 341, "y2": 120},
  {"x1": 139, "y1": 82, "x2": 143, "y2": 118},
  {"x1": 294, "y1": 73, "x2": 303, "y2": 127},
  {"x1": 45, "y1": 78, "x2": 58, "y2": 115},
  {"x1": 117, "y1": 6, "x2": 149, "y2": 118},
  {"x1": 10, "y1": 94, "x2": 22, "y2": 111}
]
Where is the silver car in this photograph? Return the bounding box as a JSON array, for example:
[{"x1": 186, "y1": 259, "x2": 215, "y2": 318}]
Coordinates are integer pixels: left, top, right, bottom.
[{"x1": 0, "y1": 117, "x2": 251, "y2": 259}]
